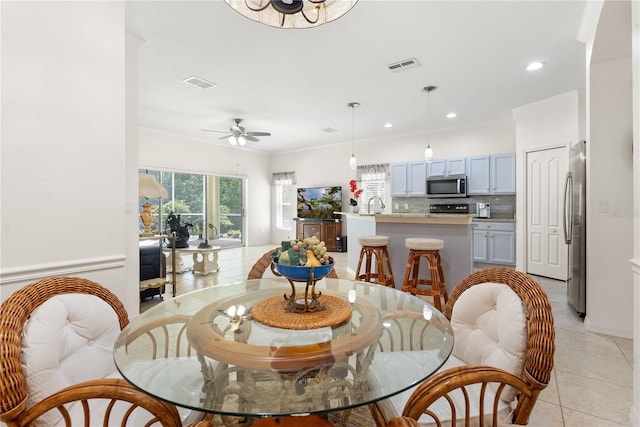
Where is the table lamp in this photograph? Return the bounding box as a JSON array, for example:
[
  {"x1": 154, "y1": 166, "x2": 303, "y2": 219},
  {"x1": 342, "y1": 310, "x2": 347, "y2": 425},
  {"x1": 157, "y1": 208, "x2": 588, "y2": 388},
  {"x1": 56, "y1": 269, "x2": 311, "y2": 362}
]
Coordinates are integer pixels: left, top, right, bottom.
[{"x1": 139, "y1": 173, "x2": 168, "y2": 237}]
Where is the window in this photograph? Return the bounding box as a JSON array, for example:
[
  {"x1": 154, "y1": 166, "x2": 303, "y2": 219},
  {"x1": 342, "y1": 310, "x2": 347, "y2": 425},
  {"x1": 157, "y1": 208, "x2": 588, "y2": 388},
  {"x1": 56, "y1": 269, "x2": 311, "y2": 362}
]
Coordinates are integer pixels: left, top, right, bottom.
[
  {"x1": 357, "y1": 164, "x2": 388, "y2": 215},
  {"x1": 272, "y1": 172, "x2": 296, "y2": 231}
]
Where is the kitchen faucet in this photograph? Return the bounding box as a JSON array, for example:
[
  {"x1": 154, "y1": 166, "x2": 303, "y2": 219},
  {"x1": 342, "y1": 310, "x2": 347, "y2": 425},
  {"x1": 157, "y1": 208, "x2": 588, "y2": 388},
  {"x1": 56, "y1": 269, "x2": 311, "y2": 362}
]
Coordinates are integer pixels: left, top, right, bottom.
[{"x1": 367, "y1": 196, "x2": 385, "y2": 214}]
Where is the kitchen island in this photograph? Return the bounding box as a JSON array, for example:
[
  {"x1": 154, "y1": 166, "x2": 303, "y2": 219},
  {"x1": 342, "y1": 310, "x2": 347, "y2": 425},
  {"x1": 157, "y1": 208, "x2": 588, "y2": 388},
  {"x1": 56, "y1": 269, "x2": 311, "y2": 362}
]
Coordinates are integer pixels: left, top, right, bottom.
[{"x1": 338, "y1": 213, "x2": 474, "y2": 294}]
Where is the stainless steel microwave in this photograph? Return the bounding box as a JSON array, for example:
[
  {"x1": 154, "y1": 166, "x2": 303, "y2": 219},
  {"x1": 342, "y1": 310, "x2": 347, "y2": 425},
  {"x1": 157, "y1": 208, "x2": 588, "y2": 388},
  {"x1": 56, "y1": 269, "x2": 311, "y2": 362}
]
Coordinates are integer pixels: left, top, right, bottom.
[{"x1": 426, "y1": 175, "x2": 467, "y2": 198}]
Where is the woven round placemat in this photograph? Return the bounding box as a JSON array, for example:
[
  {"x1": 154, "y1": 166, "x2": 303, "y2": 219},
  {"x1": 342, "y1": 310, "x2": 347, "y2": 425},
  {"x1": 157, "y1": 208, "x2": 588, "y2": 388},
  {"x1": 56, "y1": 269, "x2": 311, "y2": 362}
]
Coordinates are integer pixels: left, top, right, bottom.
[{"x1": 252, "y1": 294, "x2": 352, "y2": 330}]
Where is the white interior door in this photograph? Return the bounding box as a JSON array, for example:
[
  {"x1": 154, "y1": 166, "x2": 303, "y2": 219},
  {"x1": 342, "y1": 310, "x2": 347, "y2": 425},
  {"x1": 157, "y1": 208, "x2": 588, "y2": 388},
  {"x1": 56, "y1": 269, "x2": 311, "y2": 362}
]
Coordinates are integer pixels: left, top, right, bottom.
[{"x1": 526, "y1": 147, "x2": 568, "y2": 280}]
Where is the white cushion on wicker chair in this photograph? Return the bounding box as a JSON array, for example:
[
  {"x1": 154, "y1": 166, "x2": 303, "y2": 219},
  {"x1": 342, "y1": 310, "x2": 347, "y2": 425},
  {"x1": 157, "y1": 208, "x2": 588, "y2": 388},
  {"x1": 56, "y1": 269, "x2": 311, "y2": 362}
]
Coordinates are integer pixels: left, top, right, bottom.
[
  {"x1": 370, "y1": 352, "x2": 513, "y2": 426},
  {"x1": 450, "y1": 282, "x2": 527, "y2": 401},
  {"x1": 22, "y1": 294, "x2": 202, "y2": 426},
  {"x1": 370, "y1": 283, "x2": 527, "y2": 426},
  {"x1": 22, "y1": 294, "x2": 120, "y2": 425}
]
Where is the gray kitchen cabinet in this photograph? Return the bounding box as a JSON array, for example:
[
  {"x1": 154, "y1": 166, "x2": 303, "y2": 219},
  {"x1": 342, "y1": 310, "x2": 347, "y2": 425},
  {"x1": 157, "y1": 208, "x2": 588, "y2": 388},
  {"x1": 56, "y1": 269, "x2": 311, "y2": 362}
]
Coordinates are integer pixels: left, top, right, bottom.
[
  {"x1": 390, "y1": 163, "x2": 408, "y2": 196},
  {"x1": 391, "y1": 161, "x2": 426, "y2": 196},
  {"x1": 473, "y1": 221, "x2": 515, "y2": 265},
  {"x1": 491, "y1": 153, "x2": 516, "y2": 193},
  {"x1": 467, "y1": 155, "x2": 491, "y2": 194},
  {"x1": 426, "y1": 157, "x2": 466, "y2": 177},
  {"x1": 467, "y1": 153, "x2": 515, "y2": 195}
]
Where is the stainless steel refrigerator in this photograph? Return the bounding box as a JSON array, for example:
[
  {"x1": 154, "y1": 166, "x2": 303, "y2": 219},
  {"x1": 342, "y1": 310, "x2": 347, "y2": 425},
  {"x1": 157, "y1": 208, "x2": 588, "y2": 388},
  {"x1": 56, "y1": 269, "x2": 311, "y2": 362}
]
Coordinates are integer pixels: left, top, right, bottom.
[{"x1": 563, "y1": 140, "x2": 586, "y2": 317}]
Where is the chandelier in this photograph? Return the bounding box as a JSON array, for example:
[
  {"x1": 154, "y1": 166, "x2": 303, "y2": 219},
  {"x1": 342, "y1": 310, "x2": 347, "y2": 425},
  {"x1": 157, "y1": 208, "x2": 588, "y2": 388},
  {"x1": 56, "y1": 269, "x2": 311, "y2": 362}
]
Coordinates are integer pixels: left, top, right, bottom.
[{"x1": 225, "y1": 0, "x2": 358, "y2": 29}]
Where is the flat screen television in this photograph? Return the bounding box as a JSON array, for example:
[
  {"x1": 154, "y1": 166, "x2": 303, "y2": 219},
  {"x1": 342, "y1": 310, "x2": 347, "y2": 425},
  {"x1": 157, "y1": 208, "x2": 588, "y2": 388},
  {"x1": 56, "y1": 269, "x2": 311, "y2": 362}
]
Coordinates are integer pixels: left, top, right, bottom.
[{"x1": 296, "y1": 186, "x2": 342, "y2": 219}]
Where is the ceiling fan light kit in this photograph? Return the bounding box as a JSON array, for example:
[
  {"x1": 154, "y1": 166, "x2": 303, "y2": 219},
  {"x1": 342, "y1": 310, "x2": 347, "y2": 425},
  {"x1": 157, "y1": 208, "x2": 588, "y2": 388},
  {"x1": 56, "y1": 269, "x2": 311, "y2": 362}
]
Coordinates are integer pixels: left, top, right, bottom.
[
  {"x1": 202, "y1": 118, "x2": 271, "y2": 147},
  {"x1": 224, "y1": 0, "x2": 358, "y2": 29}
]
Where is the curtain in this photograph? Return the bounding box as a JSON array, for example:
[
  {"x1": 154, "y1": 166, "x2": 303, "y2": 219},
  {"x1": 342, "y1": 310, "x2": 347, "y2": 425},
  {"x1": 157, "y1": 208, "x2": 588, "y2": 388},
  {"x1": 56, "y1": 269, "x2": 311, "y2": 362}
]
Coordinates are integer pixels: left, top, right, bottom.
[
  {"x1": 356, "y1": 163, "x2": 389, "y2": 180},
  {"x1": 271, "y1": 171, "x2": 297, "y2": 185}
]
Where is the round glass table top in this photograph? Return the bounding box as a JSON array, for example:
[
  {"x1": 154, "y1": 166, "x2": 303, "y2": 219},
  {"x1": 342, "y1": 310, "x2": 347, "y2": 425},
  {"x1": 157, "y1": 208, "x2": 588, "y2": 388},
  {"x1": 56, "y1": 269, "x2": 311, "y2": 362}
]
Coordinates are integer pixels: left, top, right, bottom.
[{"x1": 114, "y1": 278, "x2": 453, "y2": 417}]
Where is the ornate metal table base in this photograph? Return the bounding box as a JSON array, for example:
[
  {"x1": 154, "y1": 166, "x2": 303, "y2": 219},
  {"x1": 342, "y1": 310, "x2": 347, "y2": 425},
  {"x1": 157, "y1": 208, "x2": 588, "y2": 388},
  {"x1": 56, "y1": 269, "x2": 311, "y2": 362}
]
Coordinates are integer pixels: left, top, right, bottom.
[{"x1": 283, "y1": 276, "x2": 323, "y2": 313}]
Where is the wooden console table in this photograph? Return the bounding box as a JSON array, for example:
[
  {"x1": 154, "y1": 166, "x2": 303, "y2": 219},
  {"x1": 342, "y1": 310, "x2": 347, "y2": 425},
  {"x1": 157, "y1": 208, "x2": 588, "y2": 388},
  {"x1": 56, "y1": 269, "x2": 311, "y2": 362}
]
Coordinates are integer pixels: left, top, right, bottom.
[{"x1": 295, "y1": 219, "x2": 342, "y2": 252}]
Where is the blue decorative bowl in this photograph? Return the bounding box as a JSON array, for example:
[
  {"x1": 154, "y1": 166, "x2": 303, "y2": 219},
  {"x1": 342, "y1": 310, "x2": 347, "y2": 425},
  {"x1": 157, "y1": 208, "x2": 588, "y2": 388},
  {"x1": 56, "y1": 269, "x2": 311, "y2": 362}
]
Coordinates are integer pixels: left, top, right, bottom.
[{"x1": 272, "y1": 256, "x2": 334, "y2": 281}]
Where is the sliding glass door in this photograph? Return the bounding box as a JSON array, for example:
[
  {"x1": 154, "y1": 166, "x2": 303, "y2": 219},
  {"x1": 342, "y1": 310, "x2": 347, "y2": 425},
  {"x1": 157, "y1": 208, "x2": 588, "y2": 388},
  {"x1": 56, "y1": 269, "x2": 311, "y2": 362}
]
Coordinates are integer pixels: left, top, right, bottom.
[
  {"x1": 138, "y1": 169, "x2": 244, "y2": 248},
  {"x1": 217, "y1": 176, "x2": 244, "y2": 247}
]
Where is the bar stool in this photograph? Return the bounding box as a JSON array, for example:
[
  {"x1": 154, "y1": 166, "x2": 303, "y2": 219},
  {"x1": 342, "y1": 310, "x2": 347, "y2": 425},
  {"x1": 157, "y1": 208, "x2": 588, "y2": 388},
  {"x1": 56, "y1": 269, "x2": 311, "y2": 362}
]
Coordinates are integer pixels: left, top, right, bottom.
[
  {"x1": 401, "y1": 237, "x2": 448, "y2": 311},
  {"x1": 355, "y1": 235, "x2": 394, "y2": 287}
]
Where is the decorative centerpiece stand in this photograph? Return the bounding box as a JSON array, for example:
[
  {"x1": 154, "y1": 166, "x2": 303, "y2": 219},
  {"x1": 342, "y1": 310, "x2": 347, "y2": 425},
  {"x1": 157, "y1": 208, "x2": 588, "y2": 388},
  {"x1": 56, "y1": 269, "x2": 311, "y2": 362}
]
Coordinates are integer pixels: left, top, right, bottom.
[{"x1": 270, "y1": 258, "x2": 334, "y2": 313}]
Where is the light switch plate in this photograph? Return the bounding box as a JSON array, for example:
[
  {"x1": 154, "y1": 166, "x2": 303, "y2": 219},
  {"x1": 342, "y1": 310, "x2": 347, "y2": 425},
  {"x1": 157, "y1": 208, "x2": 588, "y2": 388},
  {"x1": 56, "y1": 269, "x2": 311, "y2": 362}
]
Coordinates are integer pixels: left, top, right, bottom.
[{"x1": 598, "y1": 199, "x2": 609, "y2": 213}]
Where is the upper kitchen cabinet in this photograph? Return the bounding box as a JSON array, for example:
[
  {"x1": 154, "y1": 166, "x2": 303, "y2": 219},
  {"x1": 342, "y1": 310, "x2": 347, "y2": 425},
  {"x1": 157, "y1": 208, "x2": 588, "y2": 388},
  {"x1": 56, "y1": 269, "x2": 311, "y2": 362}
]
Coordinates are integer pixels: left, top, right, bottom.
[
  {"x1": 426, "y1": 157, "x2": 466, "y2": 177},
  {"x1": 391, "y1": 161, "x2": 427, "y2": 197},
  {"x1": 467, "y1": 153, "x2": 516, "y2": 195}
]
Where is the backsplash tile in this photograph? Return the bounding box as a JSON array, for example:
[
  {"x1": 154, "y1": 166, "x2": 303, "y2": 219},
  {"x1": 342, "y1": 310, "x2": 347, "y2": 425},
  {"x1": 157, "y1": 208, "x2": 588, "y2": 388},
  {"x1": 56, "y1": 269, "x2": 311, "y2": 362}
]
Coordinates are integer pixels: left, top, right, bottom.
[{"x1": 391, "y1": 195, "x2": 516, "y2": 219}]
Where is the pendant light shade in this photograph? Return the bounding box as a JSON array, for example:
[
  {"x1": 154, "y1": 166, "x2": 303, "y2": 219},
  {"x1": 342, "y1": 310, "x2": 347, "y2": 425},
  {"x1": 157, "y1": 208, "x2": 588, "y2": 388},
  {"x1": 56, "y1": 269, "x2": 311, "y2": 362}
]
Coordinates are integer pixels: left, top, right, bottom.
[
  {"x1": 349, "y1": 154, "x2": 357, "y2": 170},
  {"x1": 422, "y1": 85, "x2": 437, "y2": 163},
  {"x1": 424, "y1": 144, "x2": 434, "y2": 162},
  {"x1": 347, "y1": 102, "x2": 360, "y2": 170}
]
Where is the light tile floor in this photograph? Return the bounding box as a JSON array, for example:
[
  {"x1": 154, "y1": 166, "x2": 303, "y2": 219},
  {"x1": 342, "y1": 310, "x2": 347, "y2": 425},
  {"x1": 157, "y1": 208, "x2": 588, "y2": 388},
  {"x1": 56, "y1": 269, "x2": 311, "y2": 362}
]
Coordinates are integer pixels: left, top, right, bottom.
[{"x1": 141, "y1": 244, "x2": 634, "y2": 426}]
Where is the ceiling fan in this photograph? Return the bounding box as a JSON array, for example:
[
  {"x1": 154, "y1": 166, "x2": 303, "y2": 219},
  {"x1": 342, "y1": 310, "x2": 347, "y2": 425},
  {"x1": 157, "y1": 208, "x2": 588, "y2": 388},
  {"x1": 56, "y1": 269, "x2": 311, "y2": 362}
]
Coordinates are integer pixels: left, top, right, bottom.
[{"x1": 202, "y1": 118, "x2": 271, "y2": 146}]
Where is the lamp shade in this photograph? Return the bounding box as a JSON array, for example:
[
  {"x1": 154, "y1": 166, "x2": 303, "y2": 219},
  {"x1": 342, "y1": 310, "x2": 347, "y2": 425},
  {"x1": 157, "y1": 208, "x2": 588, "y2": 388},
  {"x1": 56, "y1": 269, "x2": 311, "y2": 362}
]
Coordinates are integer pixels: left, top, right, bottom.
[
  {"x1": 225, "y1": 0, "x2": 358, "y2": 29},
  {"x1": 139, "y1": 174, "x2": 168, "y2": 199}
]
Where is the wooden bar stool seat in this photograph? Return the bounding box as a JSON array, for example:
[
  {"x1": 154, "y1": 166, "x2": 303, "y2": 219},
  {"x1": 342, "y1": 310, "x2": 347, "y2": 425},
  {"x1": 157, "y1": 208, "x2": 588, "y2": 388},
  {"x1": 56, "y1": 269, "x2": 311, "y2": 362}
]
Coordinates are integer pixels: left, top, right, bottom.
[
  {"x1": 401, "y1": 237, "x2": 448, "y2": 311},
  {"x1": 355, "y1": 235, "x2": 395, "y2": 287}
]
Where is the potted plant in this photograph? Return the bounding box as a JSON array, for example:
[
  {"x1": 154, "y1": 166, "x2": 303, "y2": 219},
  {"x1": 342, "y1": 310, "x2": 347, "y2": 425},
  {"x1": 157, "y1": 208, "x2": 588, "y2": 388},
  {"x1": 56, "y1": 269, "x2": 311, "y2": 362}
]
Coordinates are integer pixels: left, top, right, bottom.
[{"x1": 349, "y1": 179, "x2": 363, "y2": 213}]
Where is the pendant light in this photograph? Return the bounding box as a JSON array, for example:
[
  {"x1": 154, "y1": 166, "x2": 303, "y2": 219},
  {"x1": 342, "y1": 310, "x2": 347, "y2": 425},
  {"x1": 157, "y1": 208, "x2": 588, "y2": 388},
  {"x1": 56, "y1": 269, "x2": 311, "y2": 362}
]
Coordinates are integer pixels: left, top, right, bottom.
[
  {"x1": 422, "y1": 86, "x2": 437, "y2": 163},
  {"x1": 348, "y1": 102, "x2": 360, "y2": 170}
]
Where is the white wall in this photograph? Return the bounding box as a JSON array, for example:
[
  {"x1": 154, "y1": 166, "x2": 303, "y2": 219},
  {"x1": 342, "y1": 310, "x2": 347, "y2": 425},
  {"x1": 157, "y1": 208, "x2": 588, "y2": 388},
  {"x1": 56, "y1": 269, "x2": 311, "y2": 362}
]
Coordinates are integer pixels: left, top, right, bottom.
[
  {"x1": 632, "y1": 2, "x2": 640, "y2": 424},
  {"x1": 269, "y1": 120, "x2": 516, "y2": 244},
  {"x1": 0, "y1": 3, "x2": 138, "y2": 311},
  {"x1": 587, "y1": 56, "x2": 634, "y2": 338},
  {"x1": 138, "y1": 129, "x2": 273, "y2": 247},
  {"x1": 582, "y1": 0, "x2": 635, "y2": 339}
]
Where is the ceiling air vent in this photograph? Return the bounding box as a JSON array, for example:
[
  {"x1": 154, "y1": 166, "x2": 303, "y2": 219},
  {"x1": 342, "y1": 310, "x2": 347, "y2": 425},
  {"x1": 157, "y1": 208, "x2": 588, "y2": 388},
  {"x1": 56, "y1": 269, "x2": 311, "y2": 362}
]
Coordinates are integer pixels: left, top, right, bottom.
[
  {"x1": 322, "y1": 127, "x2": 338, "y2": 133},
  {"x1": 183, "y1": 75, "x2": 216, "y2": 89},
  {"x1": 386, "y1": 58, "x2": 420, "y2": 73}
]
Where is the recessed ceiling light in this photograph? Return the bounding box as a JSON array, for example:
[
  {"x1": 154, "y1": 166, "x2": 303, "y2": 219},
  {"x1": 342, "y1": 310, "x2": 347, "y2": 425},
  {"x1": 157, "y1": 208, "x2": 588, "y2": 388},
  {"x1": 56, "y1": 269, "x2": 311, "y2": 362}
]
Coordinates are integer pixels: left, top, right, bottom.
[
  {"x1": 384, "y1": 123, "x2": 393, "y2": 128},
  {"x1": 446, "y1": 112, "x2": 457, "y2": 119},
  {"x1": 526, "y1": 61, "x2": 545, "y2": 71}
]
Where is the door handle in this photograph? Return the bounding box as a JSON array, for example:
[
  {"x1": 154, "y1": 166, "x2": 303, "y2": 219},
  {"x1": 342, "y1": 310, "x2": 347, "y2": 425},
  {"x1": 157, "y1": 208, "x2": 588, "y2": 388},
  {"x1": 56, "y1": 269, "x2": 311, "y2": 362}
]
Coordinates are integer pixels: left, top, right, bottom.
[{"x1": 563, "y1": 173, "x2": 573, "y2": 244}]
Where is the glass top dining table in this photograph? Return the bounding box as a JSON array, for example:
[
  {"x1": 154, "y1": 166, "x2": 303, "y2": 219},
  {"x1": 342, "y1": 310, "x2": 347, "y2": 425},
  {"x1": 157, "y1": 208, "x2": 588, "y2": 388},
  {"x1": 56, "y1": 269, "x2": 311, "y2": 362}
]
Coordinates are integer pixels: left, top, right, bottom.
[{"x1": 113, "y1": 277, "x2": 454, "y2": 418}]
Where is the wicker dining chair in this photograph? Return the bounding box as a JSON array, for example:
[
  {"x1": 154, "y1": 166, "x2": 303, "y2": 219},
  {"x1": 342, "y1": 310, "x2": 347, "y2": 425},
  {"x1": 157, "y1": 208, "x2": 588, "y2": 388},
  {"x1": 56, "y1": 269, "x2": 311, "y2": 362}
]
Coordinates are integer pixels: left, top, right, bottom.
[
  {"x1": 0, "y1": 276, "x2": 209, "y2": 427},
  {"x1": 247, "y1": 247, "x2": 339, "y2": 280},
  {"x1": 370, "y1": 267, "x2": 555, "y2": 426}
]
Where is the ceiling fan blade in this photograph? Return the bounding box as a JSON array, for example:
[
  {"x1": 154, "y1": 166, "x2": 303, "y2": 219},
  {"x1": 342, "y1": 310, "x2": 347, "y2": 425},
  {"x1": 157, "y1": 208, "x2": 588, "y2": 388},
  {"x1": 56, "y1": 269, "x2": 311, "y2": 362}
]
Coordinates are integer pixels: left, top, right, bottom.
[
  {"x1": 246, "y1": 131, "x2": 271, "y2": 137},
  {"x1": 202, "y1": 129, "x2": 230, "y2": 133},
  {"x1": 218, "y1": 134, "x2": 232, "y2": 140},
  {"x1": 244, "y1": 135, "x2": 259, "y2": 142}
]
